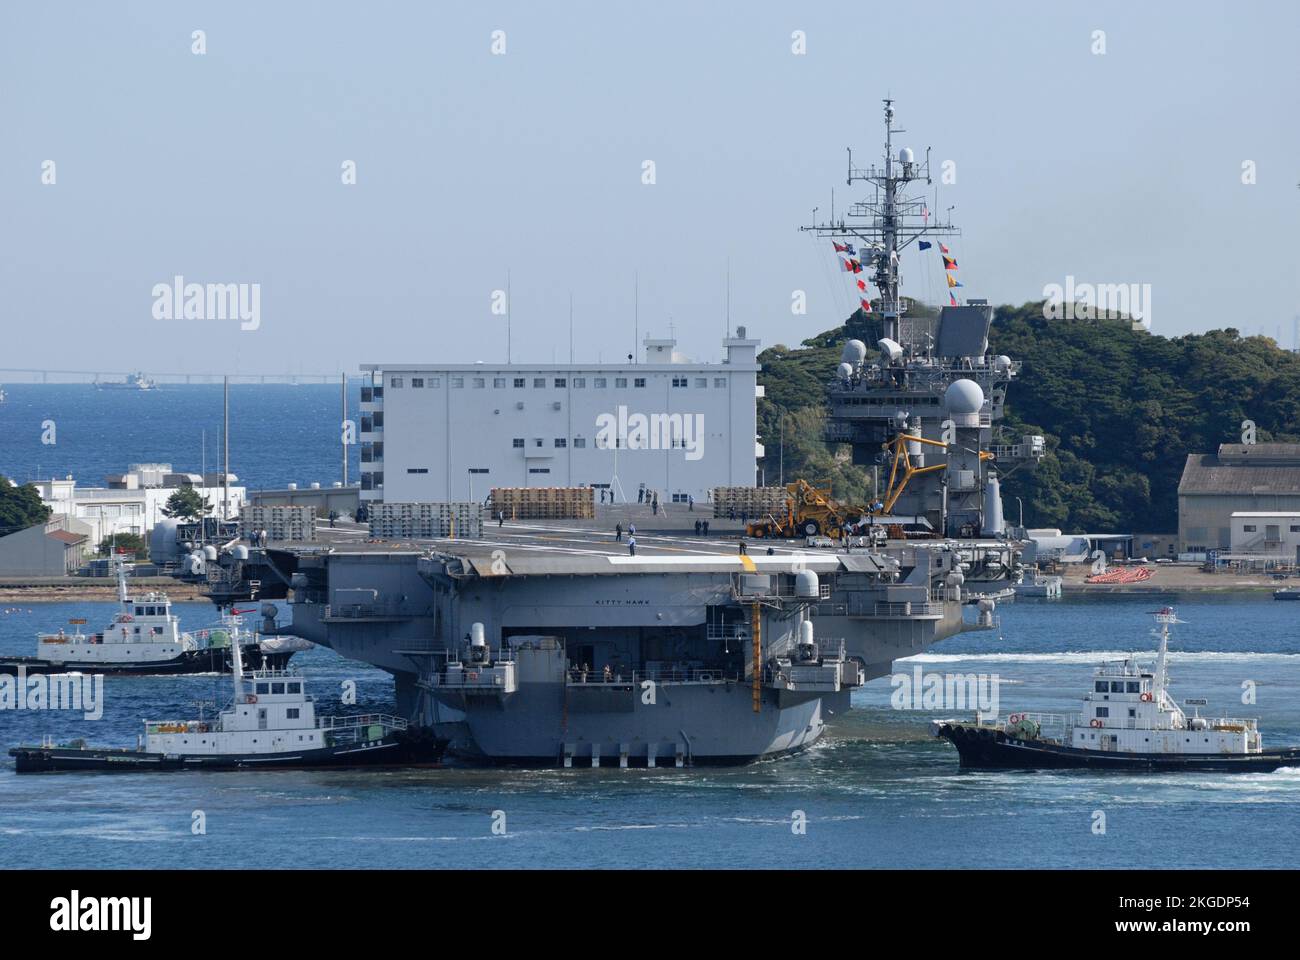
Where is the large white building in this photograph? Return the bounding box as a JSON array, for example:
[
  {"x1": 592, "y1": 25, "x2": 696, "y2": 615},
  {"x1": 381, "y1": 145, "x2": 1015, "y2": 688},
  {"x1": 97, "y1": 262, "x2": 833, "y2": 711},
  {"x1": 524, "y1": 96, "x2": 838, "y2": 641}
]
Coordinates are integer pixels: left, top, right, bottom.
[
  {"x1": 33, "y1": 463, "x2": 246, "y2": 547},
  {"x1": 359, "y1": 331, "x2": 764, "y2": 504}
]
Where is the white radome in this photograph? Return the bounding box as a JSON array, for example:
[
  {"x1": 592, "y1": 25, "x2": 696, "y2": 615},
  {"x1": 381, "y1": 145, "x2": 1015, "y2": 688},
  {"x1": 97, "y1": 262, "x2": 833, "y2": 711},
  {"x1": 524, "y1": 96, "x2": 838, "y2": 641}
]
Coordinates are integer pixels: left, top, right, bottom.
[{"x1": 944, "y1": 378, "x2": 985, "y2": 415}]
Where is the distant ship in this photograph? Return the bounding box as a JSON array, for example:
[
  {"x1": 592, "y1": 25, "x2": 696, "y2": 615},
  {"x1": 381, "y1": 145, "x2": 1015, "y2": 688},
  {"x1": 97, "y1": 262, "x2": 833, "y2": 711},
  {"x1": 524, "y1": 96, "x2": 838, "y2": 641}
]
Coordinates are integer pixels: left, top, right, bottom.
[
  {"x1": 0, "y1": 557, "x2": 298, "y2": 676},
  {"x1": 933, "y1": 608, "x2": 1300, "y2": 772},
  {"x1": 10, "y1": 615, "x2": 445, "y2": 772},
  {"x1": 94, "y1": 372, "x2": 156, "y2": 391}
]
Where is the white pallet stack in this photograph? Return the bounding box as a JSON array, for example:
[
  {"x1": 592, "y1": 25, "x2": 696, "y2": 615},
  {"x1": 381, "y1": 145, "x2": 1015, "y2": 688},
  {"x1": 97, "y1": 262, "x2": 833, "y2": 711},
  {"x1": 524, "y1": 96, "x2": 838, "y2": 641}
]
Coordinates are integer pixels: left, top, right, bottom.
[
  {"x1": 368, "y1": 502, "x2": 482, "y2": 539},
  {"x1": 240, "y1": 505, "x2": 318, "y2": 542}
]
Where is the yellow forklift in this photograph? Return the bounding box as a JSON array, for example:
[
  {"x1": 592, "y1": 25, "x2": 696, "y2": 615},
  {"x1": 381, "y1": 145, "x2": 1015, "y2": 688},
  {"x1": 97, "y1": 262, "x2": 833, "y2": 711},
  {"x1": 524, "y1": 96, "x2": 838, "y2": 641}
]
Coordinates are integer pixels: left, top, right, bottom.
[{"x1": 745, "y1": 479, "x2": 865, "y2": 540}]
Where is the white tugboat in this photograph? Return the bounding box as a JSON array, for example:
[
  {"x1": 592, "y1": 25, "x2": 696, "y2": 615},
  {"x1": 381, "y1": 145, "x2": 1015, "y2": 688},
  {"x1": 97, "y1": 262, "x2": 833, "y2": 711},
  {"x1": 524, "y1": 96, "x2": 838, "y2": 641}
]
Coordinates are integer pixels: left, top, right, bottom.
[
  {"x1": 933, "y1": 607, "x2": 1300, "y2": 771},
  {"x1": 0, "y1": 557, "x2": 296, "y2": 676},
  {"x1": 10, "y1": 615, "x2": 445, "y2": 772}
]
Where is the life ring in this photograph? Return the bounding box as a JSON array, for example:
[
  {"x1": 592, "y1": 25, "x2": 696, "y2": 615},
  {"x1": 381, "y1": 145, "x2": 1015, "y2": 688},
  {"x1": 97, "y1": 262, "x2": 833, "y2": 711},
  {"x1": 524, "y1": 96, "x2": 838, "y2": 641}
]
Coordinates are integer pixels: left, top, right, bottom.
[
  {"x1": 467, "y1": 672, "x2": 479, "y2": 681},
  {"x1": 1009, "y1": 713, "x2": 1025, "y2": 724},
  {"x1": 1090, "y1": 718, "x2": 1104, "y2": 728},
  {"x1": 1140, "y1": 693, "x2": 1152, "y2": 702}
]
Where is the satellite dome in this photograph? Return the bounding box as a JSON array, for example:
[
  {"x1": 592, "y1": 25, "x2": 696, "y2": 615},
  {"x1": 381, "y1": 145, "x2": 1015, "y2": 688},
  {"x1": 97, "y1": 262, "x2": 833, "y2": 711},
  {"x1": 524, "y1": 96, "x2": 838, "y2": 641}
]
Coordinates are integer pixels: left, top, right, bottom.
[
  {"x1": 878, "y1": 338, "x2": 903, "y2": 363},
  {"x1": 841, "y1": 339, "x2": 868, "y2": 365},
  {"x1": 992, "y1": 354, "x2": 1012, "y2": 373},
  {"x1": 944, "y1": 379, "x2": 985, "y2": 426},
  {"x1": 837, "y1": 362, "x2": 854, "y2": 381},
  {"x1": 899, "y1": 147, "x2": 914, "y2": 164}
]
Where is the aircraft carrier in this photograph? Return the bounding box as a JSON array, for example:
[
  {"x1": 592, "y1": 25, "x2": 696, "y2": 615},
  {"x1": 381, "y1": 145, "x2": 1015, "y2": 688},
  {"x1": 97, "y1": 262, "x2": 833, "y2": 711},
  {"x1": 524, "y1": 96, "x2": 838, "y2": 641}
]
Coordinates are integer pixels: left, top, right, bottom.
[{"x1": 201, "y1": 101, "x2": 1038, "y2": 766}]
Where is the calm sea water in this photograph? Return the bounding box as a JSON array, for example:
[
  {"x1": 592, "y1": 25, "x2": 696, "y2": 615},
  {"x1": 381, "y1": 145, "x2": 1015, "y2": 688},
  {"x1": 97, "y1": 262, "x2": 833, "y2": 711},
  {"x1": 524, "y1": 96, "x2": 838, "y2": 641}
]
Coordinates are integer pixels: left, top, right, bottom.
[
  {"x1": 0, "y1": 383, "x2": 357, "y2": 491},
  {"x1": 2, "y1": 387, "x2": 1298, "y2": 868},
  {"x1": 1, "y1": 595, "x2": 1298, "y2": 869}
]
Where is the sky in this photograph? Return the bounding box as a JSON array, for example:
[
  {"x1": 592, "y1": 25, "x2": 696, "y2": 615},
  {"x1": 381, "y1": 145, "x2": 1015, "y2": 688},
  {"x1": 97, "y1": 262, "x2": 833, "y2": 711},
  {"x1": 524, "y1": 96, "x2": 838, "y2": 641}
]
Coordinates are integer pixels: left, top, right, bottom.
[{"x1": 2, "y1": 0, "x2": 1298, "y2": 377}]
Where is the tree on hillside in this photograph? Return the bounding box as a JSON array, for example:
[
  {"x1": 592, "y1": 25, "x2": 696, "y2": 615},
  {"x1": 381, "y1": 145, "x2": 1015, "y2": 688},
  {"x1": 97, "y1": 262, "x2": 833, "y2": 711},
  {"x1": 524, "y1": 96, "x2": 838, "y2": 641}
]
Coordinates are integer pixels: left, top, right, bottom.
[
  {"x1": 161, "y1": 486, "x2": 212, "y2": 521},
  {"x1": 0, "y1": 476, "x2": 52, "y2": 537},
  {"x1": 756, "y1": 300, "x2": 1300, "y2": 534},
  {"x1": 98, "y1": 532, "x2": 149, "y2": 560}
]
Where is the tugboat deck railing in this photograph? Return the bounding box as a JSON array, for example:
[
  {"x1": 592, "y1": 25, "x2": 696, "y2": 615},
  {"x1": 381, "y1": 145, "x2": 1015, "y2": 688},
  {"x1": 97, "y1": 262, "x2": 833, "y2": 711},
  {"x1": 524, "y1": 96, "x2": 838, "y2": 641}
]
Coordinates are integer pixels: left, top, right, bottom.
[{"x1": 317, "y1": 713, "x2": 407, "y2": 732}]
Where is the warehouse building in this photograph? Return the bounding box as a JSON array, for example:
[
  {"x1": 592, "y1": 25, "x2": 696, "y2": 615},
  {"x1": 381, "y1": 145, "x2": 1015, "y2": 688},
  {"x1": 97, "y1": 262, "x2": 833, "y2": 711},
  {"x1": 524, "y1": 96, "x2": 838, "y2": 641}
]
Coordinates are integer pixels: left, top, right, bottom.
[
  {"x1": 1177, "y1": 443, "x2": 1300, "y2": 552},
  {"x1": 0, "y1": 515, "x2": 92, "y2": 576},
  {"x1": 358, "y1": 330, "x2": 764, "y2": 505}
]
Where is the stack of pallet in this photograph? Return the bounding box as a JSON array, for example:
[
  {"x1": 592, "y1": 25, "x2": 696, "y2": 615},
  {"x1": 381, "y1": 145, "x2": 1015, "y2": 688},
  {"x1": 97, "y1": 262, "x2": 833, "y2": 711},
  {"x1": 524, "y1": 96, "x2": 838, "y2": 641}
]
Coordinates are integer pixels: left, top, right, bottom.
[
  {"x1": 367, "y1": 502, "x2": 482, "y2": 539},
  {"x1": 487, "y1": 487, "x2": 595, "y2": 520},
  {"x1": 240, "y1": 505, "x2": 317, "y2": 542},
  {"x1": 712, "y1": 486, "x2": 789, "y2": 519}
]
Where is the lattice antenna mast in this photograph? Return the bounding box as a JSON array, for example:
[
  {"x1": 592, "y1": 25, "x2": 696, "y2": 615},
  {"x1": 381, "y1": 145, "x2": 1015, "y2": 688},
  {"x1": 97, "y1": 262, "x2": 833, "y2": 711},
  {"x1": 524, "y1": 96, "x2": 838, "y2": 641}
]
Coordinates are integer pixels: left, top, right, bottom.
[{"x1": 800, "y1": 99, "x2": 961, "y2": 345}]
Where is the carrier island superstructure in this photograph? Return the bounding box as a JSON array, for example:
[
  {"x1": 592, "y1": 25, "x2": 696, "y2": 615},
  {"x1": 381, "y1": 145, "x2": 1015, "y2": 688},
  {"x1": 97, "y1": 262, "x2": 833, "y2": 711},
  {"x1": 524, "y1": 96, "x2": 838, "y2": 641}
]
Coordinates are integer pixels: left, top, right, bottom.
[
  {"x1": 805, "y1": 99, "x2": 1044, "y2": 581},
  {"x1": 203, "y1": 101, "x2": 1037, "y2": 765}
]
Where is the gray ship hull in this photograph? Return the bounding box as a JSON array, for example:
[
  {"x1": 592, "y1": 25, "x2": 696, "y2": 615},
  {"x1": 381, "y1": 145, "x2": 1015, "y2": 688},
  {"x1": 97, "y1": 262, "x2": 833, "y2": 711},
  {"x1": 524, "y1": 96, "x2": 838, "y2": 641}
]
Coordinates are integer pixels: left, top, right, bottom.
[
  {"x1": 437, "y1": 680, "x2": 825, "y2": 765},
  {"x1": 228, "y1": 526, "x2": 986, "y2": 766}
]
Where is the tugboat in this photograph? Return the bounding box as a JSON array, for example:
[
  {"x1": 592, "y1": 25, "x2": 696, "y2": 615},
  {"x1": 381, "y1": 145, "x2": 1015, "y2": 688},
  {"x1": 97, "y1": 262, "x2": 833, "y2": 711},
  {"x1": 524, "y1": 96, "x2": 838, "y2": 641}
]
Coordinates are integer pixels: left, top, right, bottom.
[
  {"x1": 9, "y1": 616, "x2": 445, "y2": 772},
  {"x1": 0, "y1": 557, "x2": 296, "y2": 676},
  {"x1": 932, "y1": 607, "x2": 1300, "y2": 772}
]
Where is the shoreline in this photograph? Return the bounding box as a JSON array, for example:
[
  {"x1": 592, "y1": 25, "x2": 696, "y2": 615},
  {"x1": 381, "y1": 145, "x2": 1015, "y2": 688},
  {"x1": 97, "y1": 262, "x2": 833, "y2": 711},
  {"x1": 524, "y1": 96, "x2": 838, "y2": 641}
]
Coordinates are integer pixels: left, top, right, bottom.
[{"x1": 0, "y1": 578, "x2": 208, "y2": 603}]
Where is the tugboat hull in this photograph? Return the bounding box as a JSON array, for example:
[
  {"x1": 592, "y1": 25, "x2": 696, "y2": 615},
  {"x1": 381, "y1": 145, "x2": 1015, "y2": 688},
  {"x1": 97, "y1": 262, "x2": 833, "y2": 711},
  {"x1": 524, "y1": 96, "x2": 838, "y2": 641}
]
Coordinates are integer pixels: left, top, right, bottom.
[
  {"x1": 0, "y1": 645, "x2": 291, "y2": 677},
  {"x1": 935, "y1": 722, "x2": 1300, "y2": 773},
  {"x1": 9, "y1": 728, "x2": 445, "y2": 773}
]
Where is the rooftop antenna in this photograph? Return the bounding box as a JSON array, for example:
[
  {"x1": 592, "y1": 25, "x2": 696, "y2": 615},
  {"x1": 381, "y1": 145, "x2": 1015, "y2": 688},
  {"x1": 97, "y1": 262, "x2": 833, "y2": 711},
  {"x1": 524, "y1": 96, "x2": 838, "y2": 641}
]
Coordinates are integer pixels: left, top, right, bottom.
[
  {"x1": 634, "y1": 271, "x2": 639, "y2": 364},
  {"x1": 725, "y1": 258, "x2": 731, "y2": 337},
  {"x1": 506, "y1": 268, "x2": 512, "y2": 364},
  {"x1": 569, "y1": 292, "x2": 574, "y2": 363},
  {"x1": 340, "y1": 372, "x2": 348, "y2": 488},
  {"x1": 222, "y1": 375, "x2": 229, "y2": 524}
]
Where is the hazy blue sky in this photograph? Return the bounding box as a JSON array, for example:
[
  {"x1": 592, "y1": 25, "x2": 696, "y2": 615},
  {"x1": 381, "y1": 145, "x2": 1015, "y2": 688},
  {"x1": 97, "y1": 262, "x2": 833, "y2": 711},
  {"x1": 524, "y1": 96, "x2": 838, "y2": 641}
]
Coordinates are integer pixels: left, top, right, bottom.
[{"x1": 2, "y1": 1, "x2": 1297, "y2": 376}]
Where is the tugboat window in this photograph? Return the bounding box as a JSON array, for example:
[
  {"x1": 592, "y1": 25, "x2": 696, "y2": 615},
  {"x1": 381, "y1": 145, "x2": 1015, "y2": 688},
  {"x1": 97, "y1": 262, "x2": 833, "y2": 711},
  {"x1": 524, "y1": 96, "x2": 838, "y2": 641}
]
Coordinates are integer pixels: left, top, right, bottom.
[
  {"x1": 1110, "y1": 681, "x2": 1124, "y2": 692},
  {"x1": 271, "y1": 683, "x2": 285, "y2": 694},
  {"x1": 1127, "y1": 681, "x2": 1140, "y2": 692},
  {"x1": 1094, "y1": 681, "x2": 1107, "y2": 692},
  {"x1": 256, "y1": 682, "x2": 270, "y2": 694},
  {"x1": 1095, "y1": 707, "x2": 1109, "y2": 717}
]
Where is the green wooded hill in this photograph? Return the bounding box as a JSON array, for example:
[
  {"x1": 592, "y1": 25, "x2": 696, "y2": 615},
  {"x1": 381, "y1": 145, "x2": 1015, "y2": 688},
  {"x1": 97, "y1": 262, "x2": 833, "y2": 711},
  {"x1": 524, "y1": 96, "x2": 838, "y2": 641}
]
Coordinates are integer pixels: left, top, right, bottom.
[{"x1": 757, "y1": 302, "x2": 1300, "y2": 534}]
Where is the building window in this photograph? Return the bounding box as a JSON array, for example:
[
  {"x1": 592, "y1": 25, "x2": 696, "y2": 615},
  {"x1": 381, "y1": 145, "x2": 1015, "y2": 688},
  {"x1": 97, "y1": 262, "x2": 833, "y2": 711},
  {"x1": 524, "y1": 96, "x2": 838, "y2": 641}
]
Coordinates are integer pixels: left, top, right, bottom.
[
  {"x1": 1243, "y1": 525, "x2": 1256, "y2": 533},
  {"x1": 514, "y1": 378, "x2": 526, "y2": 388},
  {"x1": 534, "y1": 438, "x2": 544, "y2": 447},
  {"x1": 451, "y1": 377, "x2": 464, "y2": 388},
  {"x1": 390, "y1": 377, "x2": 403, "y2": 388},
  {"x1": 411, "y1": 377, "x2": 424, "y2": 388},
  {"x1": 715, "y1": 377, "x2": 726, "y2": 387},
  {"x1": 287, "y1": 708, "x2": 300, "y2": 720},
  {"x1": 695, "y1": 378, "x2": 707, "y2": 388},
  {"x1": 472, "y1": 377, "x2": 485, "y2": 388},
  {"x1": 672, "y1": 377, "x2": 687, "y2": 388},
  {"x1": 634, "y1": 378, "x2": 646, "y2": 388},
  {"x1": 594, "y1": 377, "x2": 607, "y2": 388},
  {"x1": 533, "y1": 377, "x2": 546, "y2": 388},
  {"x1": 615, "y1": 377, "x2": 628, "y2": 388},
  {"x1": 554, "y1": 378, "x2": 567, "y2": 388},
  {"x1": 554, "y1": 438, "x2": 567, "y2": 448},
  {"x1": 573, "y1": 437, "x2": 586, "y2": 448},
  {"x1": 494, "y1": 378, "x2": 506, "y2": 388},
  {"x1": 529, "y1": 468, "x2": 551, "y2": 474},
  {"x1": 512, "y1": 438, "x2": 525, "y2": 448},
  {"x1": 406, "y1": 468, "x2": 429, "y2": 474},
  {"x1": 429, "y1": 377, "x2": 441, "y2": 387},
  {"x1": 573, "y1": 377, "x2": 586, "y2": 388},
  {"x1": 1291, "y1": 525, "x2": 1300, "y2": 533}
]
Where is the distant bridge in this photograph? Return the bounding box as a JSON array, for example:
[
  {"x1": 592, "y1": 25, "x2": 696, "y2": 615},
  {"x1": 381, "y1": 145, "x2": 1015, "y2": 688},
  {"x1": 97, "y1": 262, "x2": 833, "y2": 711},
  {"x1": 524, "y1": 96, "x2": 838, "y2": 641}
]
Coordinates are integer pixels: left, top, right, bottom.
[{"x1": 0, "y1": 368, "x2": 348, "y2": 385}]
